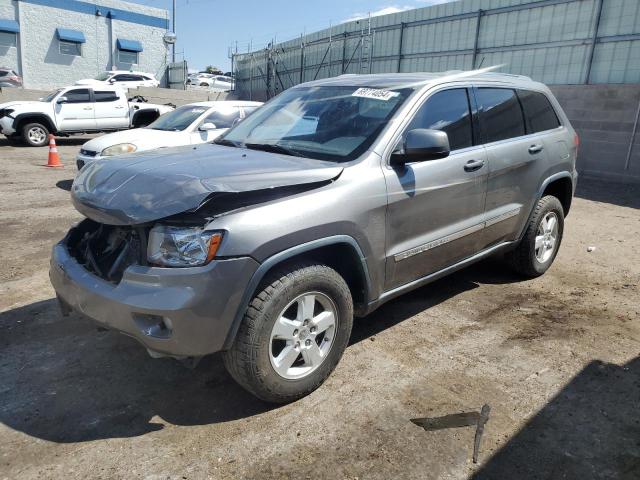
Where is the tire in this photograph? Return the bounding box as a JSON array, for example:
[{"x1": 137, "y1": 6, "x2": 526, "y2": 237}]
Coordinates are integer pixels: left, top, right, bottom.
[
  {"x1": 506, "y1": 195, "x2": 564, "y2": 278},
  {"x1": 22, "y1": 122, "x2": 49, "y2": 147},
  {"x1": 223, "y1": 262, "x2": 353, "y2": 403},
  {"x1": 199, "y1": 82, "x2": 209, "y2": 87}
]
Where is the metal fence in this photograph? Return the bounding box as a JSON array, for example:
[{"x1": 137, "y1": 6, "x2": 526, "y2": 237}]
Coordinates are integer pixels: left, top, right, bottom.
[
  {"x1": 231, "y1": 0, "x2": 640, "y2": 101},
  {"x1": 167, "y1": 61, "x2": 188, "y2": 90}
]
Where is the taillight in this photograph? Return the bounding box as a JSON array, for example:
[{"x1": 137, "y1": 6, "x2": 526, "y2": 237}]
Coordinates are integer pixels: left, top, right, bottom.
[{"x1": 573, "y1": 133, "x2": 580, "y2": 148}]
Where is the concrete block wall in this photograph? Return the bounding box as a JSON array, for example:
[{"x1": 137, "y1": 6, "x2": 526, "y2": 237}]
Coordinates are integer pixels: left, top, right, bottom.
[
  {"x1": 0, "y1": 0, "x2": 170, "y2": 90},
  {"x1": 550, "y1": 84, "x2": 640, "y2": 184}
]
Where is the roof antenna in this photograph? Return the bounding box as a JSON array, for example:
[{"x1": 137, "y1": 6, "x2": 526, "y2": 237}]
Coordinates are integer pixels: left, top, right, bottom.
[{"x1": 477, "y1": 56, "x2": 485, "y2": 68}]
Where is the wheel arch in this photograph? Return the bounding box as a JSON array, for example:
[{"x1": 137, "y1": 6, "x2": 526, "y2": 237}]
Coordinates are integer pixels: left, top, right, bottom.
[
  {"x1": 541, "y1": 174, "x2": 574, "y2": 217},
  {"x1": 222, "y1": 235, "x2": 372, "y2": 350},
  {"x1": 14, "y1": 113, "x2": 57, "y2": 134}
]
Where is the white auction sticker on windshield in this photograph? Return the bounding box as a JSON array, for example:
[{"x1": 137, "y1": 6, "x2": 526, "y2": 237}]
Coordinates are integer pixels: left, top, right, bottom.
[{"x1": 352, "y1": 88, "x2": 399, "y2": 101}]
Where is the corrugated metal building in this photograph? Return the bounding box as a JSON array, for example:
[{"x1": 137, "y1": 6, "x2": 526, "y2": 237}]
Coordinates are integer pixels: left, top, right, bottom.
[
  {"x1": 232, "y1": 0, "x2": 640, "y2": 184},
  {"x1": 233, "y1": 0, "x2": 640, "y2": 100},
  {"x1": 0, "y1": 0, "x2": 170, "y2": 89}
]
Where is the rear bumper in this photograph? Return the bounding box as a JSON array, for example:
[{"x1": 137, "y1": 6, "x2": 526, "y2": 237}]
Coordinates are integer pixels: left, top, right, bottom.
[{"x1": 50, "y1": 237, "x2": 259, "y2": 357}]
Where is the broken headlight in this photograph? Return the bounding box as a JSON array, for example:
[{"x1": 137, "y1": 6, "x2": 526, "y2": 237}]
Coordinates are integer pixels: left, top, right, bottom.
[{"x1": 147, "y1": 225, "x2": 222, "y2": 267}]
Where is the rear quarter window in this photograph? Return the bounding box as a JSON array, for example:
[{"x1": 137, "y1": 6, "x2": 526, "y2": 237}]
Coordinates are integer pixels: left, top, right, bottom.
[{"x1": 518, "y1": 90, "x2": 561, "y2": 133}]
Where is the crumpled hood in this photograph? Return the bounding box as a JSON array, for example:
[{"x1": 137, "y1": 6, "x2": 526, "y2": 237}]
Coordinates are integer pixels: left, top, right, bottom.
[{"x1": 71, "y1": 143, "x2": 343, "y2": 225}]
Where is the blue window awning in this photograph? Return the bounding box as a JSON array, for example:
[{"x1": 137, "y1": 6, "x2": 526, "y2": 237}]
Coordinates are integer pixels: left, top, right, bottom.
[
  {"x1": 56, "y1": 28, "x2": 86, "y2": 43},
  {"x1": 117, "y1": 38, "x2": 143, "y2": 52},
  {"x1": 0, "y1": 19, "x2": 19, "y2": 33}
]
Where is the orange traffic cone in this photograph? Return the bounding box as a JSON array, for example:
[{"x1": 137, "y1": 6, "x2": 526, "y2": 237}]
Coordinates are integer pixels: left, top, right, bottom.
[{"x1": 45, "y1": 134, "x2": 63, "y2": 168}]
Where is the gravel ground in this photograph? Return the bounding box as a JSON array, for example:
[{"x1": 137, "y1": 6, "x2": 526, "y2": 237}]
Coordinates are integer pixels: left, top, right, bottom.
[{"x1": 0, "y1": 137, "x2": 639, "y2": 480}]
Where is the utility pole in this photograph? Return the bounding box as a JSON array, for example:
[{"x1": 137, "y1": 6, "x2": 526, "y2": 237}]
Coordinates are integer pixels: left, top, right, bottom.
[{"x1": 172, "y1": 0, "x2": 176, "y2": 63}]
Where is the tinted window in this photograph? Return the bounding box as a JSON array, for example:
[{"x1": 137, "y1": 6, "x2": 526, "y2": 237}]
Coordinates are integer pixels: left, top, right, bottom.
[
  {"x1": 113, "y1": 74, "x2": 138, "y2": 82},
  {"x1": 406, "y1": 88, "x2": 473, "y2": 150},
  {"x1": 94, "y1": 90, "x2": 120, "y2": 102},
  {"x1": 204, "y1": 108, "x2": 241, "y2": 129},
  {"x1": 518, "y1": 90, "x2": 560, "y2": 133},
  {"x1": 59, "y1": 40, "x2": 81, "y2": 56},
  {"x1": 476, "y1": 88, "x2": 525, "y2": 143},
  {"x1": 64, "y1": 89, "x2": 91, "y2": 103}
]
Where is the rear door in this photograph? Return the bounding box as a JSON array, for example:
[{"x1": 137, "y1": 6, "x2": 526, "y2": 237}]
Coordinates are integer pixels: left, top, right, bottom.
[
  {"x1": 383, "y1": 87, "x2": 488, "y2": 290},
  {"x1": 93, "y1": 89, "x2": 129, "y2": 129},
  {"x1": 55, "y1": 88, "x2": 95, "y2": 130},
  {"x1": 475, "y1": 87, "x2": 551, "y2": 247}
]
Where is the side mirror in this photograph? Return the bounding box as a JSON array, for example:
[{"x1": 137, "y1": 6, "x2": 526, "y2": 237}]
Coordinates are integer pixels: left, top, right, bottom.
[
  {"x1": 108, "y1": 78, "x2": 115, "y2": 84},
  {"x1": 391, "y1": 128, "x2": 450, "y2": 165},
  {"x1": 199, "y1": 122, "x2": 217, "y2": 131},
  {"x1": 56, "y1": 96, "x2": 68, "y2": 104}
]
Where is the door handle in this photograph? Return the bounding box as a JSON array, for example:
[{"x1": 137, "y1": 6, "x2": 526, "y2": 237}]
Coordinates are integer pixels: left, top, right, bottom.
[
  {"x1": 115, "y1": 106, "x2": 125, "y2": 109},
  {"x1": 528, "y1": 144, "x2": 544, "y2": 154},
  {"x1": 464, "y1": 159, "x2": 485, "y2": 172},
  {"x1": 83, "y1": 107, "x2": 93, "y2": 111}
]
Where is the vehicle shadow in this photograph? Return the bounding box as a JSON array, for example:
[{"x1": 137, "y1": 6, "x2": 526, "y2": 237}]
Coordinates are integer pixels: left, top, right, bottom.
[
  {"x1": 472, "y1": 356, "x2": 640, "y2": 480},
  {"x1": 350, "y1": 257, "x2": 523, "y2": 345},
  {"x1": 575, "y1": 177, "x2": 640, "y2": 209},
  {"x1": 0, "y1": 258, "x2": 519, "y2": 443}
]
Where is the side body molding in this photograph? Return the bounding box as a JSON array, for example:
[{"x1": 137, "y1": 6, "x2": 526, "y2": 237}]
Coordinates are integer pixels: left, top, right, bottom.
[{"x1": 222, "y1": 235, "x2": 372, "y2": 350}]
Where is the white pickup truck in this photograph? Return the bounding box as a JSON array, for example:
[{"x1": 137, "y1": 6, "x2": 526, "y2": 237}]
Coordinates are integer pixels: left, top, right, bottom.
[{"x1": 0, "y1": 86, "x2": 173, "y2": 146}]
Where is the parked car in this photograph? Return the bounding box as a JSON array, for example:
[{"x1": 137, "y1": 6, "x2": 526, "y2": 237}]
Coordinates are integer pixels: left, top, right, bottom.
[
  {"x1": 76, "y1": 71, "x2": 160, "y2": 89},
  {"x1": 0, "y1": 85, "x2": 173, "y2": 146},
  {"x1": 0, "y1": 67, "x2": 22, "y2": 88},
  {"x1": 51, "y1": 71, "x2": 578, "y2": 403},
  {"x1": 188, "y1": 73, "x2": 234, "y2": 90},
  {"x1": 76, "y1": 101, "x2": 262, "y2": 169}
]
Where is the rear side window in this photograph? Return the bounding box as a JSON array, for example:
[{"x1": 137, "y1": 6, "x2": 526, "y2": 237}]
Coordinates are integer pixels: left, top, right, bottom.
[
  {"x1": 94, "y1": 91, "x2": 120, "y2": 102},
  {"x1": 476, "y1": 88, "x2": 525, "y2": 143},
  {"x1": 406, "y1": 88, "x2": 473, "y2": 151},
  {"x1": 64, "y1": 89, "x2": 91, "y2": 103},
  {"x1": 518, "y1": 90, "x2": 561, "y2": 133}
]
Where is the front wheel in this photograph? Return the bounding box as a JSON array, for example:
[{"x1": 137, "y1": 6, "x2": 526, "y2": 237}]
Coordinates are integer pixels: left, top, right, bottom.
[
  {"x1": 22, "y1": 122, "x2": 49, "y2": 147},
  {"x1": 506, "y1": 195, "x2": 564, "y2": 278},
  {"x1": 223, "y1": 263, "x2": 353, "y2": 403}
]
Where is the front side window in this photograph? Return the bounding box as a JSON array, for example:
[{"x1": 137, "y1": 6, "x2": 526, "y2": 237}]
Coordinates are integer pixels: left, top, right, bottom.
[
  {"x1": 518, "y1": 90, "x2": 561, "y2": 133},
  {"x1": 476, "y1": 88, "x2": 525, "y2": 143},
  {"x1": 405, "y1": 88, "x2": 473, "y2": 151},
  {"x1": 118, "y1": 50, "x2": 138, "y2": 65},
  {"x1": 218, "y1": 85, "x2": 413, "y2": 161},
  {"x1": 59, "y1": 40, "x2": 81, "y2": 56},
  {"x1": 63, "y1": 89, "x2": 90, "y2": 103},
  {"x1": 94, "y1": 90, "x2": 120, "y2": 102},
  {"x1": 0, "y1": 31, "x2": 16, "y2": 47},
  {"x1": 146, "y1": 105, "x2": 209, "y2": 131},
  {"x1": 203, "y1": 108, "x2": 241, "y2": 129}
]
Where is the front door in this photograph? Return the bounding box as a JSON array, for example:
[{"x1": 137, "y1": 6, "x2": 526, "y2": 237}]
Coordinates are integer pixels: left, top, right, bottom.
[
  {"x1": 55, "y1": 88, "x2": 95, "y2": 130},
  {"x1": 383, "y1": 87, "x2": 488, "y2": 290}
]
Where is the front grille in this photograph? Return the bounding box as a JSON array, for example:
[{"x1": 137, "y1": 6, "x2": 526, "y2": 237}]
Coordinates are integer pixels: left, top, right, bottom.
[
  {"x1": 79, "y1": 149, "x2": 98, "y2": 157},
  {"x1": 67, "y1": 220, "x2": 147, "y2": 284}
]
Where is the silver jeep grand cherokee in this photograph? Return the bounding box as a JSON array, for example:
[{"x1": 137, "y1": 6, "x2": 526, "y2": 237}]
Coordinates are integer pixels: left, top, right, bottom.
[{"x1": 51, "y1": 71, "x2": 578, "y2": 402}]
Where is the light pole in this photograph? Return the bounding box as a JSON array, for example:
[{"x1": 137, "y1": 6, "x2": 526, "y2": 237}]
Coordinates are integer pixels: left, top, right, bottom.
[{"x1": 172, "y1": 0, "x2": 176, "y2": 63}]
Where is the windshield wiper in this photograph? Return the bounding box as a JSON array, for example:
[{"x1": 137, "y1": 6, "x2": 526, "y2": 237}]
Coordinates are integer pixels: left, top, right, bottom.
[
  {"x1": 244, "y1": 142, "x2": 303, "y2": 157},
  {"x1": 214, "y1": 138, "x2": 242, "y2": 148}
]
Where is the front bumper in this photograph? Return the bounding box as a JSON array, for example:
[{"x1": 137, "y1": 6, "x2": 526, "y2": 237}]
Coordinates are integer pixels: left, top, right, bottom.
[
  {"x1": 76, "y1": 153, "x2": 102, "y2": 170},
  {"x1": 50, "y1": 237, "x2": 259, "y2": 357},
  {"x1": 0, "y1": 116, "x2": 16, "y2": 136}
]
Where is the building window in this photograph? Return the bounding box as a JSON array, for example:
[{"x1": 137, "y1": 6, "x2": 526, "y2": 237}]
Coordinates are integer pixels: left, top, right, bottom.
[
  {"x1": 0, "y1": 31, "x2": 16, "y2": 47},
  {"x1": 59, "y1": 40, "x2": 82, "y2": 56},
  {"x1": 118, "y1": 49, "x2": 139, "y2": 65}
]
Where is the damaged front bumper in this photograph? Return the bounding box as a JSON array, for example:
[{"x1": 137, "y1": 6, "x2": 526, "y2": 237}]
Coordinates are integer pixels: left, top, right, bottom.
[{"x1": 49, "y1": 225, "x2": 259, "y2": 357}]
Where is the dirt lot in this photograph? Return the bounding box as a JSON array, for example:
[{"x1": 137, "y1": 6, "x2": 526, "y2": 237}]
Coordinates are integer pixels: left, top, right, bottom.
[{"x1": 1, "y1": 137, "x2": 639, "y2": 480}]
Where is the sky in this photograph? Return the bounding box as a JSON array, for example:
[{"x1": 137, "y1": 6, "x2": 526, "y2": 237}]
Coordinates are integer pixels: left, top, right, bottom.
[{"x1": 129, "y1": 0, "x2": 454, "y2": 72}]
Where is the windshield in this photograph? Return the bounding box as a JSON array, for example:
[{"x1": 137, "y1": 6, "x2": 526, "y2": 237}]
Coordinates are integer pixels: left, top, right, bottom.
[
  {"x1": 217, "y1": 85, "x2": 413, "y2": 161},
  {"x1": 146, "y1": 105, "x2": 208, "y2": 131},
  {"x1": 40, "y1": 89, "x2": 63, "y2": 102},
  {"x1": 95, "y1": 72, "x2": 111, "y2": 81}
]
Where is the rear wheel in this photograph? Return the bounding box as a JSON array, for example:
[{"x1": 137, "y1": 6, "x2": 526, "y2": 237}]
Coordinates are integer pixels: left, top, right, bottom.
[
  {"x1": 223, "y1": 263, "x2": 353, "y2": 403},
  {"x1": 22, "y1": 122, "x2": 49, "y2": 147},
  {"x1": 506, "y1": 195, "x2": 564, "y2": 278}
]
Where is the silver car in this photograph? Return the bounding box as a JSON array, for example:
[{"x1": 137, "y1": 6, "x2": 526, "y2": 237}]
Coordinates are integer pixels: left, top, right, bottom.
[{"x1": 50, "y1": 71, "x2": 578, "y2": 402}]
